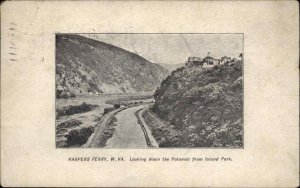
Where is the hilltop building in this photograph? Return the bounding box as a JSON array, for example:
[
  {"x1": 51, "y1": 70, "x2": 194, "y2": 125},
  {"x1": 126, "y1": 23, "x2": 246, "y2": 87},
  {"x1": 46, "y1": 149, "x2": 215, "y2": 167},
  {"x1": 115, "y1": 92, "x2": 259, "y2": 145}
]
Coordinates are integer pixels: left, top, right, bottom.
[
  {"x1": 188, "y1": 57, "x2": 202, "y2": 62},
  {"x1": 202, "y1": 52, "x2": 220, "y2": 68},
  {"x1": 220, "y1": 56, "x2": 231, "y2": 65},
  {"x1": 185, "y1": 52, "x2": 240, "y2": 69},
  {"x1": 185, "y1": 56, "x2": 203, "y2": 67},
  {"x1": 203, "y1": 55, "x2": 214, "y2": 64}
]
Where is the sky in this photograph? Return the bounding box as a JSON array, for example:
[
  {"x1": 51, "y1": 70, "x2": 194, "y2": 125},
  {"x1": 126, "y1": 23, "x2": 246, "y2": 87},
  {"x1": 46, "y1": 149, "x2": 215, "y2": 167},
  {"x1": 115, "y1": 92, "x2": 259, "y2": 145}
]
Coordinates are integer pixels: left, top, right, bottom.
[{"x1": 83, "y1": 34, "x2": 243, "y2": 65}]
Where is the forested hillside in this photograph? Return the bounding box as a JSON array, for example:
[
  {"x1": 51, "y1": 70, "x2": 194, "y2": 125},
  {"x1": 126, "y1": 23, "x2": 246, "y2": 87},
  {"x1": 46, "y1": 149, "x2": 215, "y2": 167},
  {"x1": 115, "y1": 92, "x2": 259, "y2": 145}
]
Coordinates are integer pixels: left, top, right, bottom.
[
  {"x1": 56, "y1": 35, "x2": 169, "y2": 98},
  {"x1": 150, "y1": 61, "x2": 243, "y2": 147}
]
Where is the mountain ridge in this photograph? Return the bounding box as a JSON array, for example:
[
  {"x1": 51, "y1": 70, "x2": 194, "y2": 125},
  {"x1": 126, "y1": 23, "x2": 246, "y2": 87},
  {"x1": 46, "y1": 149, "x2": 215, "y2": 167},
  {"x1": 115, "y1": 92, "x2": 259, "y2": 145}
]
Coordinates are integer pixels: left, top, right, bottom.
[{"x1": 56, "y1": 34, "x2": 169, "y2": 98}]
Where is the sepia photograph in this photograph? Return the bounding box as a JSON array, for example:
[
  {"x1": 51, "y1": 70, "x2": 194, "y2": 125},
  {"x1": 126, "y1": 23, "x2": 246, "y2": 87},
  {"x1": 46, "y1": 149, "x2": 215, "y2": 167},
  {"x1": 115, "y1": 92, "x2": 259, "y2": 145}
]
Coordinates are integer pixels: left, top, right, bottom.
[{"x1": 56, "y1": 33, "x2": 244, "y2": 148}]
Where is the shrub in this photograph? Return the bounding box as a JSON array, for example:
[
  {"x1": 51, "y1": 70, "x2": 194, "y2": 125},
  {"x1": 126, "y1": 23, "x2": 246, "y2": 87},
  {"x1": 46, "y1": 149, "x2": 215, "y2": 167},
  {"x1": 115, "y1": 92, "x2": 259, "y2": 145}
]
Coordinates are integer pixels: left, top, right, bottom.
[
  {"x1": 104, "y1": 107, "x2": 115, "y2": 114},
  {"x1": 65, "y1": 126, "x2": 94, "y2": 146},
  {"x1": 114, "y1": 104, "x2": 121, "y2": 109},
  {"x1": 56, "y1": 102, "x2": 98, "y2": 118}
]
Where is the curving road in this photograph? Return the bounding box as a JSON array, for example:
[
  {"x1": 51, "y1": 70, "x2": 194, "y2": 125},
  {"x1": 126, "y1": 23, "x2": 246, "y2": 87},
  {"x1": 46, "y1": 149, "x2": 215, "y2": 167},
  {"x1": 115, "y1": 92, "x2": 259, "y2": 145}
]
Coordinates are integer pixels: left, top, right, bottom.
[{"x1": 105, "y1": 105, "x2": 148, "y2": 148}]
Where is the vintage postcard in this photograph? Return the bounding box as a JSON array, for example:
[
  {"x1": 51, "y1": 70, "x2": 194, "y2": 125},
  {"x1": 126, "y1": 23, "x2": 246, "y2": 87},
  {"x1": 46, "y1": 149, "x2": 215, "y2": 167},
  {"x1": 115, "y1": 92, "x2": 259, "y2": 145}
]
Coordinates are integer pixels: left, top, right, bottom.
[
  {"x1": 55, "y1": 33, "x2": 244, "y2": 149},
  {"x1": 1, "y1": 1, "x2": 299, "y2": 187}
]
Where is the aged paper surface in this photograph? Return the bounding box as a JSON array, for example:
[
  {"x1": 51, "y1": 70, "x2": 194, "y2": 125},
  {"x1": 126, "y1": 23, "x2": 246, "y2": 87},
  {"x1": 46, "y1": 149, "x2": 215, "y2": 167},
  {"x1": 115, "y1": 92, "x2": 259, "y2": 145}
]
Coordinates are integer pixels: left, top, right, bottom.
[{"x1": 1, "y1": 0, "x2": 299, "y2": 187}]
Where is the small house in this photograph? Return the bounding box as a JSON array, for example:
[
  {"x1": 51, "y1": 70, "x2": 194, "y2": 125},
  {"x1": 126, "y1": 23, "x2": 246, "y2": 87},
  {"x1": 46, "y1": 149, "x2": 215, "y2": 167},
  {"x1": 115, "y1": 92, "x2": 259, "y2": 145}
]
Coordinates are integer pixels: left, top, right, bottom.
[
  {"x1": 203, "y1": 56, "x2": 214, "y2": 64},
  {"x1": 186, "y1": 56, "x2": 203, "y2": 67},
  {"x1": 188, "y1": 57, "x2": 202, "y2": 62},
  {"x1": 220, "y1": 56, "x2": 231, "y2": 65}
]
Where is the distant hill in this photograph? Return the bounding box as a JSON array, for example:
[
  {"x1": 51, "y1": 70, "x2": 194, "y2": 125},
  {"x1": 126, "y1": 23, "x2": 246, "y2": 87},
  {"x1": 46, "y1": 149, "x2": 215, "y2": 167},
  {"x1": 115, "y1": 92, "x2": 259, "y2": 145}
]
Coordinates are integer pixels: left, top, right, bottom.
[
  {"x1": 158, "y1": 63, "x2": 185, "y2": 72},
  {"x1": 151, "y1": 61, "x2": 243, "y2": 147},
  {"x1": 56, "y1": 35, "x2": 169, "y2": 98}
]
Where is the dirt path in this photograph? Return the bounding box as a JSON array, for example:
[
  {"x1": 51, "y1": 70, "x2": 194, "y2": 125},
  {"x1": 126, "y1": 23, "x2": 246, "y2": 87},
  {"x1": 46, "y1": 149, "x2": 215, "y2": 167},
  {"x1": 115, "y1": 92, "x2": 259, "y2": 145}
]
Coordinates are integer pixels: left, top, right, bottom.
[
  {"x1": 83, "y1": 103, "x2": 158, "y2": 148},
  {"x1": 105, "y1": 105, "x2": 149, "y2": 148},
  {"x1": 82, "y1": 107, "x2": 125, "y2": 148}
]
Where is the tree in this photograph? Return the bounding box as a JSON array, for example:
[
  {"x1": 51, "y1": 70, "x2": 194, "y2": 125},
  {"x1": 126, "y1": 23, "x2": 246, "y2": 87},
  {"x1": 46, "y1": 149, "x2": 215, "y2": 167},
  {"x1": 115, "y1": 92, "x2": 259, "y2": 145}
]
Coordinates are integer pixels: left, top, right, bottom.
[{"x1": 154, "y1": 87, "x2": 160, "y2": 100}]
